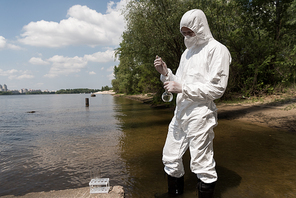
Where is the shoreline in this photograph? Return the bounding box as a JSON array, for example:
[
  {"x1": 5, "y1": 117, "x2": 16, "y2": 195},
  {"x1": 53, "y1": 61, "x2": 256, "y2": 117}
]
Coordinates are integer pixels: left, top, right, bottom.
[
  {"x1": 112, "y1": 93, "x2": 154, "y2": 104},
  {"x1": 93, "y1": 90, "x2": 116, "y2": 95},
  {"x1": 217, "y1": 100, "x2": 296, "y2": 133},
  {"x1": 114, "y1": 92, "x2": 296, "y2": 133}
]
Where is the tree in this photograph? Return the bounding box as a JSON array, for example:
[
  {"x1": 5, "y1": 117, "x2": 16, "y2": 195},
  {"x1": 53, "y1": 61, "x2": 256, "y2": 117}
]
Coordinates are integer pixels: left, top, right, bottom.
[
  {"x1": 113, "y1": 0, "x2": 187, "y2": 97},
  {"x1": 228, "y1": 0, "x2": 295, "y2": 95},
  {"x1": 113, "y1": 0, "x2": 296, "y2": 101}
]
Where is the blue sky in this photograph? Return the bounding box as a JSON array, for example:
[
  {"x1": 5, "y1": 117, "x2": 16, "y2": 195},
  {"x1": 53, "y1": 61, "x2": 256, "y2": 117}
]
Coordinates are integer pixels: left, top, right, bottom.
[{"x1": 0, "y1": 0, "x2": 129, "y2": 91}]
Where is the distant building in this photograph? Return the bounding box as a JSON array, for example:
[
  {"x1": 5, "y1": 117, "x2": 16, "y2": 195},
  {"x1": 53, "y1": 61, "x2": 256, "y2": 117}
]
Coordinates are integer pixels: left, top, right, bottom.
[
  {"x1": 19, "y1": 88, "x2": 28, "y2": 93},
  {"x1": 0, "y1": 84, "x2": 8, "y2": 92},
  {"x1": 30, "y1": 89, "x2": 41, "y2": 93},
  {"x1": 3, "y1": 84, "x2": 7, "y2": 91}
]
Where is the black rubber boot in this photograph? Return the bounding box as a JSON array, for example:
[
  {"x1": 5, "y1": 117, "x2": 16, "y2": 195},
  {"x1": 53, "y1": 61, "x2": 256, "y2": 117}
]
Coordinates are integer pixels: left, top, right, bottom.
[
  {"x1": 197, "y1": 180, "x2": 216, "y2": 198},
  {"x1": 154, "y1": 175, "x2": 184, "y2": 198},
  {"x1": 168, "y1": 175, "x2": 184, "y2": 195}
]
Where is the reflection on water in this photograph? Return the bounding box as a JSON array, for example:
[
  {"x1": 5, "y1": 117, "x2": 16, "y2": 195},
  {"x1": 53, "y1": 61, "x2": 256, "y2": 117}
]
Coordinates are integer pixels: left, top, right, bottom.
[
  {"x1": 1, "y1": 94, "x2": 296, "y2": 197},
  {"x1": 214, "y1": 121, "x2": 296, "y2": 198},
  {"x1": 0, "y1": 94, "x2": 125, "y2": 196},
  {"x1": 113, "y1": 96, "x2": 173, "y2": 197},
  {"x1": 113, "y1": 96, "x2": 296, "y2": 197}
]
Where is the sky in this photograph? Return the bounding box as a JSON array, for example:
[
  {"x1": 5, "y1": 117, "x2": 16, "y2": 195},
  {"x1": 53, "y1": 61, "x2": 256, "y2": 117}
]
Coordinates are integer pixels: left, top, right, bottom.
[{"x1": 0, "y1": 0, "x2": 129, "y2": 91}]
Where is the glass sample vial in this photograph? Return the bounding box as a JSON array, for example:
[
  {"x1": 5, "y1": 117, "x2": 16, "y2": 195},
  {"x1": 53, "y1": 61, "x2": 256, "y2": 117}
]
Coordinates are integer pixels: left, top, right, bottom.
[{"x1": 162, "y1": 90, "x2": 173, "y2": 102}]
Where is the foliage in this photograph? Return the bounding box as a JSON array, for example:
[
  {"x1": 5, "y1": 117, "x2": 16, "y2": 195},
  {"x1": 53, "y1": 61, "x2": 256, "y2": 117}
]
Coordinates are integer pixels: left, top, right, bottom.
[
  {"x1": 0, "y1": 91, "x2": 56, "y2": 95},
  {"x1": 56, "y1": 88, "x2": 100, "y2": 94},
  {"x1": 112, "y1": 0, "x2": 186, "y2": 97},
  {"x1": 228, "y1": 0, "x2": 296, "y2": 96},
  {"x1": 101, "y1": 86, "x2": 112, "y2": 91},
  {"x1": 112, "y1": 0, "x2": 296, "y2": 103},
  {"x1": 0, "y1": 91, "x2": 13, "y2": 95}
]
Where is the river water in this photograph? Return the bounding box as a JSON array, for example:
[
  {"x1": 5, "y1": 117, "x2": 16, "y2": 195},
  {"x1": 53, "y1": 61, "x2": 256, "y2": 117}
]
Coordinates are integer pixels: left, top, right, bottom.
[{"x1": 1, "y1": 94, "x2": 296, "y2": 197}]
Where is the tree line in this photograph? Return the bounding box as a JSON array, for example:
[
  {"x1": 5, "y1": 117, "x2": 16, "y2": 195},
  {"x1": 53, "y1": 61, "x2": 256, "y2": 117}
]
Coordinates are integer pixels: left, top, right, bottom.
[
  {"x1": 0, "y1": 86, "x2": 113, "y2": 95},
  {"x1": 56, "y1": 88, "x2": 100, "y2": 94},
  {"x1": 0, "y1": 91, "x2": 55, "y2": 95},
  {"x1": 56, "y1": 86, "x2": 112, "y2": 94},
  {"x1": 112, "y1": 0, "x2": 296, "y2": 102}
]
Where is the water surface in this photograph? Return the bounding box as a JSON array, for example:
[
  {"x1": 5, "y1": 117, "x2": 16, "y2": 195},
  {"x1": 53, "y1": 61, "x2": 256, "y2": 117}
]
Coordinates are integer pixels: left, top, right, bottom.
[{"x1": 1, "y1": 94, "x2": 296, "y2": 197}]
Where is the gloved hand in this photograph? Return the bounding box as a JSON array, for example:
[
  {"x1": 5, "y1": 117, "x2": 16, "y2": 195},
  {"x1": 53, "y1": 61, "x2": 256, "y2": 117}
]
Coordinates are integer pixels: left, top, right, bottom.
[
  {"x1": 164, "y1": 81, "x2": 182, "y2": 93},
  {"x1": 154, "y1": 55, "x2": 168, "y2": 76}
]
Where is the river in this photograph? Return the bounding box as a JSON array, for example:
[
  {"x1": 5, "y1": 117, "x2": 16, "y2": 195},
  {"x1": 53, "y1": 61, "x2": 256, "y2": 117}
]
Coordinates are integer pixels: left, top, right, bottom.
[{"x1": 1, "y1": 94, "x2": 296, "y2": 197}]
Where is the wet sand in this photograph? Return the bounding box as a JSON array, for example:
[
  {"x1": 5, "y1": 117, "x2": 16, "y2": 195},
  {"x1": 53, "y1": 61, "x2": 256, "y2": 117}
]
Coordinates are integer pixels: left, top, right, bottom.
[
  {"x1": 217, "y1": 96, "x2": 296, "y2": 133},
  {"x1": 93, "y1": 91, "x2": 116, "y2": 95}
]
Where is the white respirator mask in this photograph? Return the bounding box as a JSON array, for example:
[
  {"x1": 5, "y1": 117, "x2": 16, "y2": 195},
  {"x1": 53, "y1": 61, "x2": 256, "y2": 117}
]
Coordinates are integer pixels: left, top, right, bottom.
[{"x1": 184, "y1": 35, "x2": 198, "y2": 49}]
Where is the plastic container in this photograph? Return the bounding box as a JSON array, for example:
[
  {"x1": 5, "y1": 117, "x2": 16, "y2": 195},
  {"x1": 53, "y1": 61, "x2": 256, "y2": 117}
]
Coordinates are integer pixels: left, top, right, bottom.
[{"x1": 89, "y1": 178, "x2": 110, "y2": 194}]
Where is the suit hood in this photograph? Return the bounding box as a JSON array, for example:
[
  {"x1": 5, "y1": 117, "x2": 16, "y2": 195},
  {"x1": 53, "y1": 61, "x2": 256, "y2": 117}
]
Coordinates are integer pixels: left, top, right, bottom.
[{"x1": 180, "y1": 9, "x2": 213, "y2": 45}]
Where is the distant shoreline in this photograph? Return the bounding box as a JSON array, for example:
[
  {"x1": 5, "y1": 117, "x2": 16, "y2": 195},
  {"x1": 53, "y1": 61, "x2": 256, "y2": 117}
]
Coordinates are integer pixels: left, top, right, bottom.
[{"x1": 93, "y1": 90, "x2": 116, "y2": 95}]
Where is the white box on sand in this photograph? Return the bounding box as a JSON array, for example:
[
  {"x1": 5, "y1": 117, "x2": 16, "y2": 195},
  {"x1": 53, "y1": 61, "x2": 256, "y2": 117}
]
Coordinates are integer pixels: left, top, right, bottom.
[{"x1": 89, "y1": 178, "x2": 110, "y2": 194}]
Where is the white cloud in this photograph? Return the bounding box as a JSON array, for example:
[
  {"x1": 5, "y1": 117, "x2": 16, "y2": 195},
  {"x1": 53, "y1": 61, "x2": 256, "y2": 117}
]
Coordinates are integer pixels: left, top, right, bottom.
[
  {"x1": 0, "y1": 69, "x2": 18, "y2": 76},
  {"x1": 29, "y1": 57, "x2": 50, "y2": 65},
  {"x1": 15, "y1": 73, "x2": 34, "y2": 80},
  {"x1": 89, "y1": 71, "x2": 96, "y2": 75},
  {"x1": 107, "y1": 66, "x2": 114, "y2": 72},
  {"x1": 18, "y1": 0, "x2": 128, "y2": 48},
  {"x1": 0, "y1": 36, "x2": 22, "y2": 50},
  {"x1": 7, "y1": 43, "x2": 22, "y2": 50},
  {"x1": 84, "y1": 49, "x2": 115, "y2": 62},
  {"x1": 0, "y1": 69, "x2": 34, "y2": 79},
  {"x1": 0, "y1": 36, "x2": 6, "y2": 48},
  {"x1": 31, "y1": 49, "x2": 117, "y2": 78},
  {"x1": 44, "y1": 55, "x2": 87, "y2": 78},
  {"x1": 107, "y1": 66, "x2": 115, "y2": 80},
  {"x1": 108, "y1": 72, "x2": 115, "y2": 80}
]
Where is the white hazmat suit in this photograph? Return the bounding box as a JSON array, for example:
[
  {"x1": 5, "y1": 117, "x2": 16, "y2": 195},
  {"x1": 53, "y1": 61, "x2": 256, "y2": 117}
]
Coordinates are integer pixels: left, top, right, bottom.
[{"x1": 159, "y1": 9, "x2": 231, "y2": 185}]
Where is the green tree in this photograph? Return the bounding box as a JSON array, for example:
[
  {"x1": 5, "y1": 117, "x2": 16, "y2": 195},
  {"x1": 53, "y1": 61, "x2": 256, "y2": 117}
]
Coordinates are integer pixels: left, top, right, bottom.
[
  {"x1": 101, "y1": 86, "x2": 112, "y2": 91},
  {"x1": 228, "y1": 0, "x2": 295, "y2": 95},
  {"x1": 113, "y1": 0, "x2": 188, "y2": 97},
  {"x1": 113, "y1": 0, "x2": 296, "y2": 101},
  {"x1": 56, "y1": 88, "x2": 100, "y2": 94}
]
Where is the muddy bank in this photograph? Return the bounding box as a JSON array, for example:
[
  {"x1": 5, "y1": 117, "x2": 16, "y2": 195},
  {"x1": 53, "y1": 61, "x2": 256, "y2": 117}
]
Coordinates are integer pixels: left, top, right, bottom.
[
  {"x1": 118, "y1": 93, "x2": 296, "y2": 132},
  {"x1": 113, "y1": 93, "x2": 154, "y2": 104},
  {"x1": 217, "y1": 96, "x2": 296, "y2": 132}
]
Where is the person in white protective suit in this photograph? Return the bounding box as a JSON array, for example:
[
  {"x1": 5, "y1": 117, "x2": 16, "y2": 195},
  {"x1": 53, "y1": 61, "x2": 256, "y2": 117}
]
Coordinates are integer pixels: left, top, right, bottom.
[{"x1": 154, "y1": 9, "x2": 231, "y2": 197}]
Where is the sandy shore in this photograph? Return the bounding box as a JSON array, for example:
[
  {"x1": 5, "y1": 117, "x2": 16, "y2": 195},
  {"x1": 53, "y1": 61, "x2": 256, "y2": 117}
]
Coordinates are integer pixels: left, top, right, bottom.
[
  {"x1": 93, "y1": 90, "x2": 116, "y2": 95},
  {"x1": 216, "y1": 95, "x2": 296, "y2": 133}
]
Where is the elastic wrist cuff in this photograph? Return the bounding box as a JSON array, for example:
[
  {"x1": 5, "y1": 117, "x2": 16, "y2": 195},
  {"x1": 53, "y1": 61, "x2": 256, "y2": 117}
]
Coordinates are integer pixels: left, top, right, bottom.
[{"x1": 165, "y1": 70, "x2": 168, "y2": 76}]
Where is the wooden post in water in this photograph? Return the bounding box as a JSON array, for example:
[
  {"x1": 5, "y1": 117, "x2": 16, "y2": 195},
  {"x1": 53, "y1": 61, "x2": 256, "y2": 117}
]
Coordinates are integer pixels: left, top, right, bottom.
[{"x1": 85, "y1": 98, "x2": 89, "y2": 107}]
